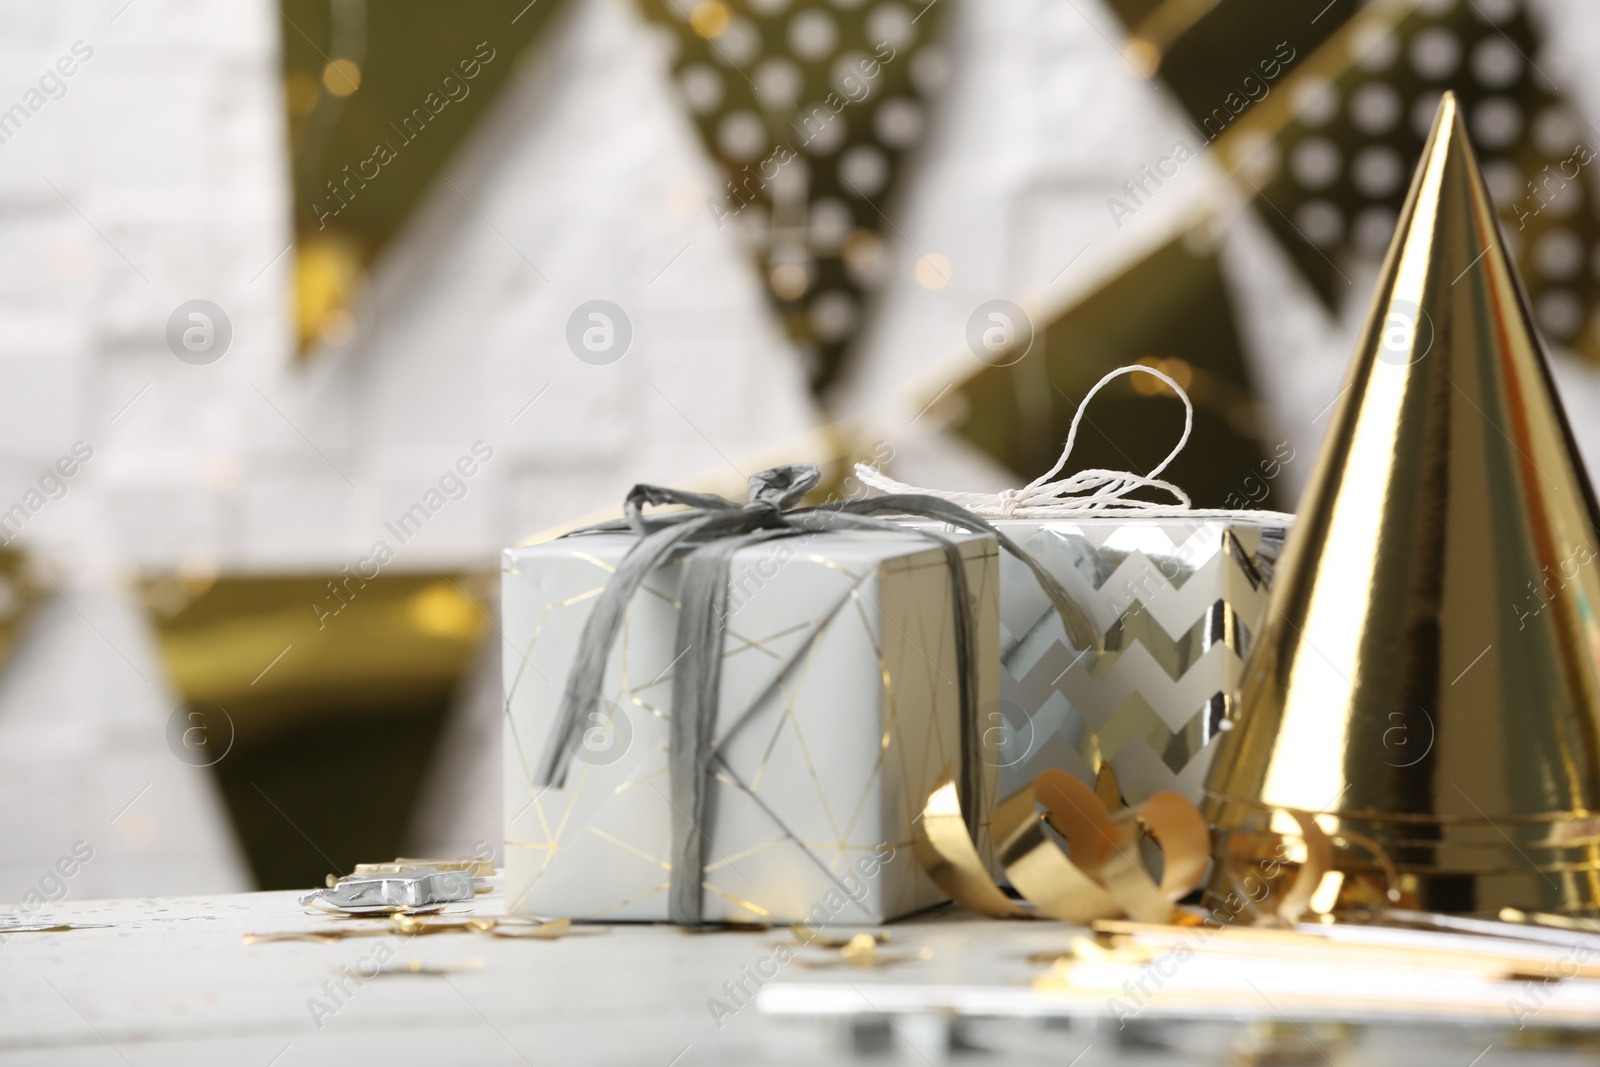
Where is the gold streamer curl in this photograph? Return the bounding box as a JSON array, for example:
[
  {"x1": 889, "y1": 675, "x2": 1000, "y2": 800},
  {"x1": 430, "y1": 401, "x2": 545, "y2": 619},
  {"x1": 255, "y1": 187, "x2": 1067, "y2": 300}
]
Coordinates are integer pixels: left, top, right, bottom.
[{"x1": 913, "y1": 767, "x2": 1212, "y2": 923}]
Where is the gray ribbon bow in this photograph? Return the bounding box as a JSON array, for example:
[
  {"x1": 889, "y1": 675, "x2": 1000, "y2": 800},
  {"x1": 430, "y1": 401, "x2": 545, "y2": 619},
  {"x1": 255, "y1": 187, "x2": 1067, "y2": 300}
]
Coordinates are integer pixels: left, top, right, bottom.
[{"x1": 532, "y1": 464, "x2": 1093, "y2": 924}]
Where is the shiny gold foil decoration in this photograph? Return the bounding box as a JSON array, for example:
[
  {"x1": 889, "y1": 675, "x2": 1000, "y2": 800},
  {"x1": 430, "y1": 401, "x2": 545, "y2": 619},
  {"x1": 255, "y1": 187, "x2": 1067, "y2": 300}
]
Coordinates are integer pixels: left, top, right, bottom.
[
  {"x1": 1205, "y1": 92, "x2": 1600, "y2": 917},
  {"x1": 914, "y1": 768, "x2": 1209, "y2": 923}
]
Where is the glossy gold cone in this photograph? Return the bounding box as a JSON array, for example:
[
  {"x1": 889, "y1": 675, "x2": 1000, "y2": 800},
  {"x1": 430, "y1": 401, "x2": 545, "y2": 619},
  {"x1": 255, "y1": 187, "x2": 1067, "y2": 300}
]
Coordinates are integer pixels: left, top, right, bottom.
[{"x1": 1205, "y1": 93, "x2": 1600, "y2": 917}]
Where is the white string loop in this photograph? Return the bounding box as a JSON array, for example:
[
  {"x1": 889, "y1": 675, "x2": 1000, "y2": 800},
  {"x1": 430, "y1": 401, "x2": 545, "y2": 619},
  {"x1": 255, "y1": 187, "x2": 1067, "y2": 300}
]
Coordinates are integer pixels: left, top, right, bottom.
[{"x1": 856, "y1": 364, "x2": 1259, "y2": 520}]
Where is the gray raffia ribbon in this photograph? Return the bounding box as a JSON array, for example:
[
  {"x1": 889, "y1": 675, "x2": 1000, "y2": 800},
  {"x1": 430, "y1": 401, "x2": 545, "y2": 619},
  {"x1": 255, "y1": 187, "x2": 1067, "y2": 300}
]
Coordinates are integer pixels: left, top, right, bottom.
[{"x1": 531, "y1": 464, "x2": 1095, "y2": 925}]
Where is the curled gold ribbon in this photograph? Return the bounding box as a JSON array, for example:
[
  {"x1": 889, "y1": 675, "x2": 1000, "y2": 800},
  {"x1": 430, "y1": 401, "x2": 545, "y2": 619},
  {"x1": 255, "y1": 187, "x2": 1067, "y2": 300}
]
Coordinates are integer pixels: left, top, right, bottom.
[
  {"x1": 1215, "y1": 808, "x2": 1332, "y2": 925},
  {"x1": 1207, "y1": 805, "x2": 1414, "y2": 924},
  {"x1": 912, "y1": 778, "x2": 1031, "y2": 919},
  {"x1": 914, "y1": 768, "x2": 1211, "y2": 923}
]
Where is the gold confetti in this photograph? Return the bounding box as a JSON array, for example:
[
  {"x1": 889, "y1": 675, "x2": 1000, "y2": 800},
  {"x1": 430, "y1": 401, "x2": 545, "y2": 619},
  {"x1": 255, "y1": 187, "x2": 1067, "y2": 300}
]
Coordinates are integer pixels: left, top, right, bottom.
[
  {"x1": 375, "y1": 957, "x2": 486, "y2": 977},
  {"x1": 839, "y1": 933, "x2": 879, "y2": 966},
  {"x1": 489, "y1": 917, "x2": 575, "y2": 940},
  {"x1": 789, "y1": 929, "x2": 926, "y2": 970},
  {"x1": 790, "y1": 927, "x2": 888, "y2": 949},
  {"x1": 247, "y1": 913, "x2": 596, "y2": 945},
  {"x1": 0, "y1": 923, "x2": 112, "y2": 934}
]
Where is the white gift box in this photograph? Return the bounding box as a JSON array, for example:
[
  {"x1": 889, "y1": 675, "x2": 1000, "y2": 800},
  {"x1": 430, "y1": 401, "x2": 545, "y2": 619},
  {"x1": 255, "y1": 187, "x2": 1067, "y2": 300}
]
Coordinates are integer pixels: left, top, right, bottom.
[
  {"x1": 983, "y1": 515, "x2": 1291, "y2": 806},
  {"x1": 503, "y1": 528, "x2": 998, "y2": 924}
]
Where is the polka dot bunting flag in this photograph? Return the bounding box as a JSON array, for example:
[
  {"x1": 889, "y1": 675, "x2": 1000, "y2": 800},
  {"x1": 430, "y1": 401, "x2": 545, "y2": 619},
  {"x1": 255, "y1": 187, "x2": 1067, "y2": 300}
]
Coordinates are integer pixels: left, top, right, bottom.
[
  {"x1": 1254, "y1": 0, "x2": 1600, "y2": 356},
  {"x1": 638, "y1": 0, "x2": 948, "y2": 390}
]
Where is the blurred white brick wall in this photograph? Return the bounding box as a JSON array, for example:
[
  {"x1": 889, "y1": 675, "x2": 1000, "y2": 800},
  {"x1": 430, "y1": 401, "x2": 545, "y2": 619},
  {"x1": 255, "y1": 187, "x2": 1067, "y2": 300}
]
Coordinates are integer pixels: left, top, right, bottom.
[
  {"x1": 317, "y1": 0, "x2": 819, "y2": 567},
  {"x1": 0, "y1": 588, "x2": 250, "y2": 901},
  {"x1": 0, "y1": 0, "x2": 288, "y2": 898},
  {"x1": 0, "y1": 0, "x2": 295, "y2": 573},
  {"x1": 0, "y1": 0, "x2": 824, "y2": 895},
  {"x1": 0, "y1": 0, "x2": 818, "y2": 579}
]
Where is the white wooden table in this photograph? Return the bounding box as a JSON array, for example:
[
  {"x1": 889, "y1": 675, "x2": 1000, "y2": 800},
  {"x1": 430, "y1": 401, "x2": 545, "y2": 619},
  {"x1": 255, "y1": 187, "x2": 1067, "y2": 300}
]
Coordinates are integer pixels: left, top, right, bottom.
[{"x1": 0, "y1": 880, "x2": 1587, "y2": 1066}]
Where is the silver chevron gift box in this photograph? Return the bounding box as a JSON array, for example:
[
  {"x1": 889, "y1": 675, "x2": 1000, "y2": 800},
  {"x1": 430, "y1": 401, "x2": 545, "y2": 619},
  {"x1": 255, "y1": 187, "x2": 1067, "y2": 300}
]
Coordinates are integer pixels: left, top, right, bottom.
[
  {"x1": 988, "y1": 515, "x2": 1290, "y2": 805},
  {"x1": 860, "y1": 365, "x2": 1295, "y2": 809}
]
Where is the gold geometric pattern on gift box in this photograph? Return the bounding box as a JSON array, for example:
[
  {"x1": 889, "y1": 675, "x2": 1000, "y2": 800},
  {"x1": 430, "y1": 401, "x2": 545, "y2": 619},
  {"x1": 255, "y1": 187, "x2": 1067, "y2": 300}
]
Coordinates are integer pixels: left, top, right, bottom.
[
  {"x1": 998, "y1": 521, "x2": 1285, "y2": 806},
  {"x1": 503, "y1": 537, "x2": 996, "y2": 923}
]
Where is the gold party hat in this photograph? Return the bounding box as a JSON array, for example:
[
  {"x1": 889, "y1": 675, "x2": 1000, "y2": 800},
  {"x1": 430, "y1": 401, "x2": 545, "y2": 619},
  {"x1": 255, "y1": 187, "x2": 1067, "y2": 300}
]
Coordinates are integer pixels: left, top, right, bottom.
[{"x1": 1204, "y1": 93, "x2": 1600, "y2": 917}]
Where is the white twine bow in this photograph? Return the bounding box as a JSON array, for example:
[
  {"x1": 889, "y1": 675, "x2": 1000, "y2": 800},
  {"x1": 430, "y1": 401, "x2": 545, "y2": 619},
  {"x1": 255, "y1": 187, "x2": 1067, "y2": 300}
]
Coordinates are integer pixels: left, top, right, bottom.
[{"x1": 857, "y1": 364, "x2": 1287, "y2": 520}]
